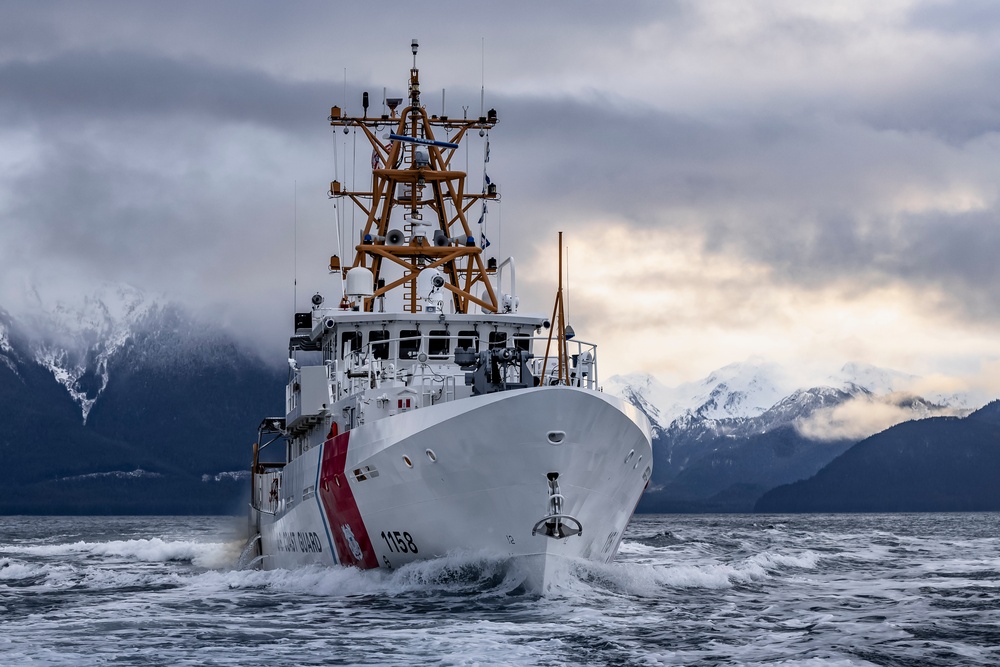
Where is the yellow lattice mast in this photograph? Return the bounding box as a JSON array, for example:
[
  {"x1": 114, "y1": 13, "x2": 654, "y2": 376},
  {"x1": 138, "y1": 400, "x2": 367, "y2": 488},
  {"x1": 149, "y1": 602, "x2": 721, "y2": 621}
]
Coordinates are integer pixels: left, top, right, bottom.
[{"x1": 328, "y1": 40, "x2": 499, "y2": 314}]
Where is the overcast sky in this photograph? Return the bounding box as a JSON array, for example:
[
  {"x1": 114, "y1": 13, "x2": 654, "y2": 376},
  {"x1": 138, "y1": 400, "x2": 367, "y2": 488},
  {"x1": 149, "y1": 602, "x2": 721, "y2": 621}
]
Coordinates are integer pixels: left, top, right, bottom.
[{"x1": 2, "y1": 0, "x2": 999, "y2": 392}]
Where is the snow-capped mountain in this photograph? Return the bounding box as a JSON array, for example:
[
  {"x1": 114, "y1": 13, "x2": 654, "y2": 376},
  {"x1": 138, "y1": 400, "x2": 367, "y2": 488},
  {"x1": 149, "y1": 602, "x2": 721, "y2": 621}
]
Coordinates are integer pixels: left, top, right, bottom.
[
  {"x1": 604, "y1": 360, "x2": 794, "y2": 436},
  {"x1": 607, "y1": 360, "x2": 973, "y2": 440},
  {"x1": 832, "y1": 361, "x2": 917, "y2": 395},
  {"x1": 4, "y1": 280, "x2": 990, "y2": 516},
  {"x1": 0, "y1": 283, "x2": 285, "y2": 514},
  {"x1": 0, "y1": 309, "x2": 19, "y2": 375},
  {"x1": 605, "y1": 360, "x2": 978, "y2": 512},
  {"x1": 8, "y1": 282, "x2": 163, "y2": 422}
]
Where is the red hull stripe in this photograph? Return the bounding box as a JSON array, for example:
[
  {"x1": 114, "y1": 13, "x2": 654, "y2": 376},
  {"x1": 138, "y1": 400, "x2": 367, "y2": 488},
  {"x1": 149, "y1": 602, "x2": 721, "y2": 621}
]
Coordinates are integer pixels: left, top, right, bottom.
[{"x1": 318, "y1": 431, "x2": 380, "y2": 569}]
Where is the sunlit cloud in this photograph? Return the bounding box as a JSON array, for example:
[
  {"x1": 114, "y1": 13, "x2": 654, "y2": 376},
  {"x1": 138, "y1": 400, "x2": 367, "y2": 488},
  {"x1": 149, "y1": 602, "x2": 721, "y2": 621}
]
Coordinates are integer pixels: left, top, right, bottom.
[{"x1": 523, "y1": 223, "x2": 1000, "y2": 387}]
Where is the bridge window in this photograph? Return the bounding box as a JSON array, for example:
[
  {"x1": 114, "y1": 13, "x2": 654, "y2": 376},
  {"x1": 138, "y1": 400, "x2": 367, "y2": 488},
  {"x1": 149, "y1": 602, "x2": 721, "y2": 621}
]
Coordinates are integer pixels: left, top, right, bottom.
[
  {"x1": 458, "y1": 330, "x2": 478, "y2": 351},
  {"x1": 369, "y1": 330, "x2": 390, "y2": 360},
  {"x1": 488, "y1": 331, "x2": 508, "y2": 349},
  {"x1": 399, "y1": 329, "x2": 421, "y2": 359},
  {"x1": 341, "y1": 331, "x2": 362, "y2": 358},
  {"x1": 428, "y1": 330, "x2": 449, "y2": 357}
]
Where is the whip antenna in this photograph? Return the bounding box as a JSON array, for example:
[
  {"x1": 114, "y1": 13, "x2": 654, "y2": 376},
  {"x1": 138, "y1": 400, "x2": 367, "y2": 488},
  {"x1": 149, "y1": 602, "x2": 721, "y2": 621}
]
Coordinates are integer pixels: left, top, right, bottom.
[{"x1": 293, "y1": 180, "x2": 298, "y2": 310}]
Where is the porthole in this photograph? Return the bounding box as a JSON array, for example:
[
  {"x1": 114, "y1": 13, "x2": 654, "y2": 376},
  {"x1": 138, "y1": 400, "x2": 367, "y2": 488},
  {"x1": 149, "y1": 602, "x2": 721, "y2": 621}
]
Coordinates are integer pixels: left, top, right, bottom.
[
  {"x1": 402, "y1": 455, "x2": 413, "y2": 468},
  {"x1": 546, "y1": 431, "x2": 566, "y2": 445},
  {"x1": 425, "y1": 449, "x2": 437, "y2": 463}
]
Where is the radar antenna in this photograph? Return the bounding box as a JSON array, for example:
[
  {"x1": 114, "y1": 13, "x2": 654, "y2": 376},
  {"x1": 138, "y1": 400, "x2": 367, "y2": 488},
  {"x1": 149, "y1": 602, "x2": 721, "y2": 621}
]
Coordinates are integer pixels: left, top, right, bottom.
[{"x1": 328, "y1": 42, "x2": 500, "y2": 313}]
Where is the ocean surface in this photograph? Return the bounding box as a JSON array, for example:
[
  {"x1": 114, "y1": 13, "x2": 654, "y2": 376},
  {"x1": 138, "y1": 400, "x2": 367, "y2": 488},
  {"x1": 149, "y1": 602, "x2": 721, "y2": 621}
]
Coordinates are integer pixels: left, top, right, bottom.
[{"x1": 2, "y1": 513, "x2": 999, "y2": 666}]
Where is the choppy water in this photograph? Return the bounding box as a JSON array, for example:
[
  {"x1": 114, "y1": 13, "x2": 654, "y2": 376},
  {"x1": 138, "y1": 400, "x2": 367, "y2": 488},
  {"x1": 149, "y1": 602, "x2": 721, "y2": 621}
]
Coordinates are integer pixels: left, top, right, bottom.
[{"x1": 2, "y1": 513, "x2": 999, "y2": 666}]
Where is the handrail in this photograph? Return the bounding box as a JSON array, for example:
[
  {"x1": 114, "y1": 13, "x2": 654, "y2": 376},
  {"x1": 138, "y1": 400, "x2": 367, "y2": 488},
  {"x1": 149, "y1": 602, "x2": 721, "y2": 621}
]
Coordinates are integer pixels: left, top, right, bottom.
[{"x1": 335, "y1": 331, "x2": 599, "y2": 396}]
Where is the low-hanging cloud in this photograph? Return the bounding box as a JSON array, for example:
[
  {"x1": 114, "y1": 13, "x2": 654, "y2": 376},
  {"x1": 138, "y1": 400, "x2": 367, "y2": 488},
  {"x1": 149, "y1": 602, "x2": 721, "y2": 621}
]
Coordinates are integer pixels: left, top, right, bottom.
[{"x1": 794, "y1": 393, "x2": 967, "y2": 442}]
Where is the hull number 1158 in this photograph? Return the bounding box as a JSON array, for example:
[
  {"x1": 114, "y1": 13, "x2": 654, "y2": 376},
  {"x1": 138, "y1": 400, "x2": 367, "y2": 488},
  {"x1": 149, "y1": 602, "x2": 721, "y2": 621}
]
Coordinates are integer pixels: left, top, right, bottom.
[{"x1": 381, "y1": 530, "x2": 418, "y2": 554}]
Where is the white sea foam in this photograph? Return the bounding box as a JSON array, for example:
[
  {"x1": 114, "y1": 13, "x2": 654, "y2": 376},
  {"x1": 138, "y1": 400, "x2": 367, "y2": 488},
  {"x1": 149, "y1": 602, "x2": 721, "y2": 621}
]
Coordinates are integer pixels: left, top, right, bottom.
[
  {"x1": 748, "y1": 549, "x2": 821, "y2": 570},
  {"x1": 14, "y1": 537, "x2": 241, "y2": 569},
  {"x1": 4, "y1": 514, "x2": 1000, "y2": 666},
  {"x1": 607, "y1": 540, "x2": 822, "y2": 595},
  {"x1": 0, "y1": 557, "x2": 43, "y2": 581},
  {"x1": 204, "y1": 552, "x2": 532, "y2": 598}
]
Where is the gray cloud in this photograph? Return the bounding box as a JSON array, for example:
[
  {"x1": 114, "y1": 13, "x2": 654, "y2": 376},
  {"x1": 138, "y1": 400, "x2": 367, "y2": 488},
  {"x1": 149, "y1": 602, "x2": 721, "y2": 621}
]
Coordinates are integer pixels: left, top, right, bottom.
[
  {"x1": 0, "y1": 50, "x2": 329, "y2": 131},
  {"x1": 853, "y1": 62, "x2": 1000, "y2": 143},
  {"x1": 908, "y1": 0, "x2": 1000, "y2": 35},
  {"x1": 890, "y1": 207, "x2": 1000, "y2": 314},
  {"x1": 1, "y1": 1, "x2": 999, "y2": 369},
  {"x1": 490, "y1": 93, "x2": 1000, "y2": 320}
]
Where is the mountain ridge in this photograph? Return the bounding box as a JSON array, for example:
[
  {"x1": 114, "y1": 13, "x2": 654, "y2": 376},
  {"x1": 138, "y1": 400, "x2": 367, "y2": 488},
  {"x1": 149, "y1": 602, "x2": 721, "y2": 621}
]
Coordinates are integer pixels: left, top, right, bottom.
[
  {"x1": 2, "y1": 283, "x2": 993, "y2": 514},
  {"x1": 605, "y1": 360, "x2": 979, "y2": 512},
  {"x1": 755, "y1": 400, "x2": 1000, "y2": 512},
  {"x1": 0, "y1": 288, "x2": 285, "y2": 514}
]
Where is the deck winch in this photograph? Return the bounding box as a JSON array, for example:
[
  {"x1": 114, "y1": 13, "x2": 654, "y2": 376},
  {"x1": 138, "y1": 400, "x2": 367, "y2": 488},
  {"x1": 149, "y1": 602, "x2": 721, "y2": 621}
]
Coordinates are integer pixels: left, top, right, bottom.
[{"x1": 461, "y1": 346, "x2": 536, "y2": 395}]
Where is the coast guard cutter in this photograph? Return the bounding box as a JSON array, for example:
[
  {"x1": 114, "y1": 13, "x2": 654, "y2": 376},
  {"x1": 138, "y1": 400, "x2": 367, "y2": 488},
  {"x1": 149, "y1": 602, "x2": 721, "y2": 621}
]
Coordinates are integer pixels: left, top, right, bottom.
[{"x1": 244, "y1": 41, "x2": 652, "y2": 587}]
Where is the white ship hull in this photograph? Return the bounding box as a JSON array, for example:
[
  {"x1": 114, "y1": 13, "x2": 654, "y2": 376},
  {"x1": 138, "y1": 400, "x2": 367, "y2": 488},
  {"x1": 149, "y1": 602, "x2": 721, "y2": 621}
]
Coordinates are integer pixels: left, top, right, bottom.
[{"x1": 252, "y1": 386, "x2": 652, "y2": 584}]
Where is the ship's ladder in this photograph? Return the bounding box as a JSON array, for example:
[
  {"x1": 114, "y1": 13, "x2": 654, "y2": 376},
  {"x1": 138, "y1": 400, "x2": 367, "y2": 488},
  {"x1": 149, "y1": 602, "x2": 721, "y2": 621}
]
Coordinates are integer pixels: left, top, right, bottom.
[{"x1": 402, "y1": 269, "x2": 421, "y2": 312}]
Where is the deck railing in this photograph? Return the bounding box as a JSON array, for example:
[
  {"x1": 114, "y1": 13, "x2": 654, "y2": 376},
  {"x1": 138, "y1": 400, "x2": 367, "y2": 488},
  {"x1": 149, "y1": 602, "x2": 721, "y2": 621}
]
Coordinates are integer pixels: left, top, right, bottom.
[{"x1": 339, "y1": 332, "x2": 599, "y2": 396}]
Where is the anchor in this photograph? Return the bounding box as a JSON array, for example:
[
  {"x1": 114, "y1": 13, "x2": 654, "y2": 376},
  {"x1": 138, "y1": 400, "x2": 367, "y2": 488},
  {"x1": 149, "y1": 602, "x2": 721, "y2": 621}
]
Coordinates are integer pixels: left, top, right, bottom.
[{"x1": 531, "y1": 472, "x2": 583, "y2": 539}]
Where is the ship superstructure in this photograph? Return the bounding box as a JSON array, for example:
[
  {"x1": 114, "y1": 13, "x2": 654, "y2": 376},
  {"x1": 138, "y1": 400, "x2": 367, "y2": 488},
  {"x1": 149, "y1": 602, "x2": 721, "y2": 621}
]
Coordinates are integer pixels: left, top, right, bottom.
[{"x1": 245, "y1": 42, "x2": 652, "y2": 587}]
